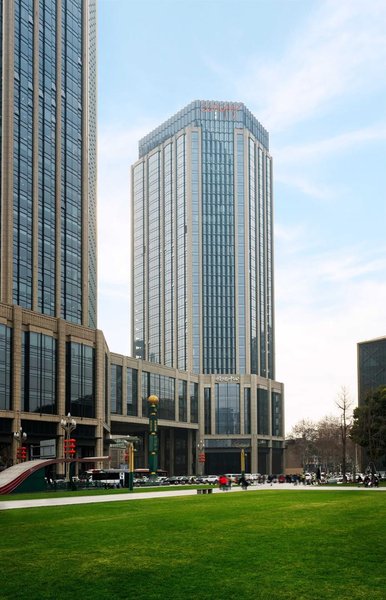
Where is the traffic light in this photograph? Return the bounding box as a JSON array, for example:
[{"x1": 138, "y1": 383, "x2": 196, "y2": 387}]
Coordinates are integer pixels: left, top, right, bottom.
[
  {"x1": 64, "y1": 438, "x2": 76, "y2": 456},
  {"x1": 16, "y1": 446, "x2": 27, "y2": 461}
]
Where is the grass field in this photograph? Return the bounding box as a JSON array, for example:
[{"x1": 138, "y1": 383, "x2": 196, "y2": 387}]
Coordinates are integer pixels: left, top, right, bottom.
[{"x1": 1, "y1": 490, "x2": 385, "y2": 600}]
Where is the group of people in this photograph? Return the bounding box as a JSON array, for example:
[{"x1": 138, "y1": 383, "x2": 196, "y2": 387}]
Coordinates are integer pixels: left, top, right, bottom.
[{"x1": 218, "y1": 474, "x2": 250, "y2": 491}]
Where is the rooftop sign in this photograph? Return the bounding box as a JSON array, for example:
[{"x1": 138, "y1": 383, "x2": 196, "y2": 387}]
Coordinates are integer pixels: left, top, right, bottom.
[{"x1": 201, "y1": 102, "x2": 242, "y2": 117}]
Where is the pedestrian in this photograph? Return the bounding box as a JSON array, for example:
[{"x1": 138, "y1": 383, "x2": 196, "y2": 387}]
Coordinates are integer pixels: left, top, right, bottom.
[
  {"x1": 238, "y1": 475, "x2": 249, "y2": 490},
  {"x1": 218, "y1": 474, "x2": 228, "y2": 491}
]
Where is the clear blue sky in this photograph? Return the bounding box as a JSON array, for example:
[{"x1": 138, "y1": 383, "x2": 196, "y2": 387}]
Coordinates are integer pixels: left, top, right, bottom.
[{"x1": 97, "y1": 0, "x2": 386, "y2": 432}]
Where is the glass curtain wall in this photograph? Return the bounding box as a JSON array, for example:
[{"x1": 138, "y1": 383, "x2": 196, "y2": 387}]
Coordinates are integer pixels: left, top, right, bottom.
[
  {"x1": 22, "y1": 332, "x2": 56, "y2": 413},
  {"x1": 61, "y1": 0, "x2": 83, "y2": 323},
  {"x1": 0, "y1": 325, "x2": 12, "y2": 410},
  {"x1": 190, "y1": 382, "x2": 198, "y2": 423},
  {"x1": 215, "y1": 383, "x2": 240, "y2": 434},
  {"x1": 202, "y1": 119, "x2": 235, "y2": 374},
  {"x1": 176, "y1": 135, "x2": 187, "y2": 370},
  {"x1": 147, "y1": 152, "x2": 161, "y2": 363},
  {"x1": 126, "y1": 367, "x2": 138, "y2": 416},
  {"x1": 66, "y1": 342, "x2": 94, "y2": 417},
  {"x1": 164, "y1": 143, "x2": 174, "y2": 367},
  {"x1": 13, "y1": 0, "x2": 34, "y2": 309},
  {"x1": 110, "y1": 364, "x2": 122, "y2": 415},
  {"x1": 178, "y1": 380, "x2": 187, "y2": 422},
  {"x1": 133, "y1": 162, "x2": 145, "y2": 359},
  {"x1": 257, "y1": 387, "x2": 269, "y2": 435},
  {"x1": 141, "y1": 371, "x2": 175, "y2": 421},
  {"x1": 38, "y1": 0, "x2": 56, "y2": 316}
]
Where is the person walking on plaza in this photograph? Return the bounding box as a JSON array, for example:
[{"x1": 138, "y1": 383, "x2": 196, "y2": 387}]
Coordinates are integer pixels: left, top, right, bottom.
[
  {"x1": 219, "y1": 474, "x2": 229, "y2": 491},
  {"x1": 238, "y1": 475, "x2": 249, "y2": 490}
]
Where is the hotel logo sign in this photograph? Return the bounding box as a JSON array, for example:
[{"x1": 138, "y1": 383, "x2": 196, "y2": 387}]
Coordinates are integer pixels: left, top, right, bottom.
[{"x1": 201, "y1": 102, "x2": 242, "y2": 118}]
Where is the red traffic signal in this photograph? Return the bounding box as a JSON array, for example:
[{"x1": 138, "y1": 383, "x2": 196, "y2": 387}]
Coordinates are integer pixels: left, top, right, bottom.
[
  {"x1": 16, "y1": 446, "x2": 27, "y2": 461},
  {"x1": 64, "y1": 438, "x2": 77, "y2": 456}
]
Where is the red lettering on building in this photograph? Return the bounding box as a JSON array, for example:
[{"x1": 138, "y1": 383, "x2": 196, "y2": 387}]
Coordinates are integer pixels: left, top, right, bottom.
[{"x1": 201, "y1": 102, "x2": 241, "y2": 117}]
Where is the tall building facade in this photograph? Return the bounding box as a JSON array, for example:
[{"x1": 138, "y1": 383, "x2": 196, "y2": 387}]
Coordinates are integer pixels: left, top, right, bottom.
[
  {"x1": 0, "y1": 0, "x2": 97, "y2": 328},
  {"x1": 131, "y1": 101, "x2": 284, "y2": 473},
  {"x1": 0, "y1": 25, "x2": 284, "y2": 476},
  {"x1": 0, "y1": 0, "x2": 104, "y2": 473},
  {"x1": 132, "y1": 100, "x2": 274, "y2": 378}
]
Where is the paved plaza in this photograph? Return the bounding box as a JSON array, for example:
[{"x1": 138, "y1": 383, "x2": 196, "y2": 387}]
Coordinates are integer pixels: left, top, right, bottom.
[{"x1": 1, "y1": 483, "x2": 385, "y2": 511}]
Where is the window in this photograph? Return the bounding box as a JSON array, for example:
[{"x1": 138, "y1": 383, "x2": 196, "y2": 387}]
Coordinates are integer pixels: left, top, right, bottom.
[
  {"x1": 0, "y1": 325, "x2": 12, "y2": 410},
  {"x1": 127, "y1": 367, "x2": 138, "y2": 416},
  {"x1": 22, "y1": 332, "x2": 56, "y2": 414},
  {"x1": 215, "y1": 383, "x2": 240, "y2": 434},
  {"x1": 110, "y1": 364, "x2": 122, "y2": 414},
  {"x1": 66, "y1": 342, "x2": 94, "y2": 418}
]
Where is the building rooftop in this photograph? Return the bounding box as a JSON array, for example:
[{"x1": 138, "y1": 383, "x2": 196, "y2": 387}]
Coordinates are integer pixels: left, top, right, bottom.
[{"x1": 138, "y1": 100, "x2": 269, "y2": 158}]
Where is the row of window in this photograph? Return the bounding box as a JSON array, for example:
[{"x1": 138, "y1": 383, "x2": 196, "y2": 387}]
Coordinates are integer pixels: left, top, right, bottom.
[{"x1": 0, "y1": 324, "x2": 282, "y2": 435}]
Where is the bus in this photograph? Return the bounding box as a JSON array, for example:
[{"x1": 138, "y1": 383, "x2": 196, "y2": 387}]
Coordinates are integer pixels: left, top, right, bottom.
[
  {"x1": 134, "y1": 468, "x2": 167, "y2": 479},
  {"x1": 86, "y1": 468, "x2": 168, "y2": 487}
]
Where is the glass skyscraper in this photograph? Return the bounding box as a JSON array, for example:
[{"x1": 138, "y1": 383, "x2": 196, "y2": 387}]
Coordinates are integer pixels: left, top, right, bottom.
[
  {"x1": 132, "y1": 100, "x2": 275, "y2": 378},
  {"x1": 0, "y1": 40, "x2": 284, "y2": 475},
  {"x1": 0, "y1": 0, "x2": 97, "y2": 327}
]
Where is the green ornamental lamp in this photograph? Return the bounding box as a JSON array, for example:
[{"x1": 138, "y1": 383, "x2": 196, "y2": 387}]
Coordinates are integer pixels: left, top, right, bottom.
[{"x1": 147, "y1": 395, "x2": 159, "y2": 478}]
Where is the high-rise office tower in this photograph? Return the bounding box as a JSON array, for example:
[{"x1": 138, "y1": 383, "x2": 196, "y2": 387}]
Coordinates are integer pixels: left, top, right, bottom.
[
  {"x1": 0, "y1": 0, "x2": 97, "y2": 327},
  {"x1": 132, "y1": 100, "x2": 274, "y2": 378}
]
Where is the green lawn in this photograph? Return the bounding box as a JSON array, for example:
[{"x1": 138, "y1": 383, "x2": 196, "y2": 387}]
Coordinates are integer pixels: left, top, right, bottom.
[{"x1": 1, "y1": 490, "x2": 385, "y2": 600}]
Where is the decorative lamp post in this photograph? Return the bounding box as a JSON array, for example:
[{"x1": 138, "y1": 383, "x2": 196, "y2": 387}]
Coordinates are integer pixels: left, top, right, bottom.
[
  {"x1": 197, "y1": 439, "x2": 205, "y2": 476},
  {"x1": 126, "y1": 440, "x2": 136, "y2": 491},
  {"x1": 14, "y1": 427, "x2": 27, "y2": 463},
  {"x1": 147, "y1": 394, "x2": 159, "y2": 478},
  {"x1": 60, "y1": 413, "x2": 77, "y2": 484},
  {"x1": 240, "y1": 448, "x2": 246, "y2": 477}
]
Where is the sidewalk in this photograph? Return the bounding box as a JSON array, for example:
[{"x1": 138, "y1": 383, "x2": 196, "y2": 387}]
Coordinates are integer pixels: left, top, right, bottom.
[{"x1": 1, "y1": 483, "x2": 385, "y2": 511}]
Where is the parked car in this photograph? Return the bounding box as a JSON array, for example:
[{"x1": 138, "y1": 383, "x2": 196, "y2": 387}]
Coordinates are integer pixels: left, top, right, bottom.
[{"x1": 205, "y1": 475, "x2": 219, "y2": 485}]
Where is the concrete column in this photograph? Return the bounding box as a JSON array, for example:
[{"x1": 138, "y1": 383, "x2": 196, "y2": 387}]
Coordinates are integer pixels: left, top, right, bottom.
[
  {"x1": 169, "y1": 429, "x2": 175, "y2": 475},
  {"x1": 251, "y1": 436, "x2": 258, "y2": 474},
  {"x1": 11, "y1": 306, "x2": 22, "y2": 416},
  {"x1": 95, "y1": 330, "x2": 107, "y2": 463},
  {"x1": 187, "y1": 429, "x2": 193, "y2": 475}
]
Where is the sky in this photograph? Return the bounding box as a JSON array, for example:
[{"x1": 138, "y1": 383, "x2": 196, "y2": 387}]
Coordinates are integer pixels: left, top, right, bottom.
[{"x1": 97, "y1": 0, "x2": 386, "y2": 433}]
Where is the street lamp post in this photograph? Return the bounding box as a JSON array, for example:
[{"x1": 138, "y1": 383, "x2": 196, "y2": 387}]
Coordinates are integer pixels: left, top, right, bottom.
[
  {"x1": 147, "y1": 395, "x2": 159, "y2": 479},
  {"x1": 197, "y1": 439, "x2": 205, "y2": 476},
  {"x1": 60, "y1": 413, "x2": 77, "y2": 485},
  {"x1": 241, "y1": 448, "x2": 246, "y2": 477},
  {"x1": 13, "y1": 427, "x2": 27, "y2": 463},
  {"x1": 126, "y1": 440, "x2": 135, "y2": 490}
]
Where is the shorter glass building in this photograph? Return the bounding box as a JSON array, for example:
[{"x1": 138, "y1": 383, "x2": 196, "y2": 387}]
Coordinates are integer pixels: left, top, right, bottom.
[
  {"x1": 0, "y1": 302, "x2": 284, "y2": 475},
  {"x1": 357, "y1": 335, "x2": 386, "y2": 471},
  {"x1": 358, "y1": 336, "x2": 386, "y2": 401}
]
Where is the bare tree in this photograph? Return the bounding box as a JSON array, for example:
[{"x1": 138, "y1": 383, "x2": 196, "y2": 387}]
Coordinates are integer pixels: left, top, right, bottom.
[
  {"x1": 287, "y1": 419, "x2": 318, "y2": 470},
  {"x1": 336, "y1": 387, "x2": 353, "y2": 482},
  {"x1": 317, "y1": 415, "x2": 341, "y2": 472},
  {"x1": 351, "y1": 385, "x2": 386, "y2": 470}
]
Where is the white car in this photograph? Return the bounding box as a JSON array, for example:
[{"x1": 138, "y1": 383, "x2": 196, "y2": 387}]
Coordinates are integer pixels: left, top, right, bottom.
[{"x1": 205, "y1": 475, "x2": 219, "y2": 484}]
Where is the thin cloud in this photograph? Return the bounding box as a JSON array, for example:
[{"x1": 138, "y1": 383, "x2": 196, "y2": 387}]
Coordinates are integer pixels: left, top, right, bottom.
[
  {"x1": 276, "y1": 248, "x2": 386, "y2": 431},
  {"x1": 237, "y1": 0, "x2": 386, "y2": 132},
  {"x1": 275, "y1": 172, "x2": 337, "y2": 201},
  {"x1": 276, "y1": 123, "x2": 386, "y2": 165}
]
